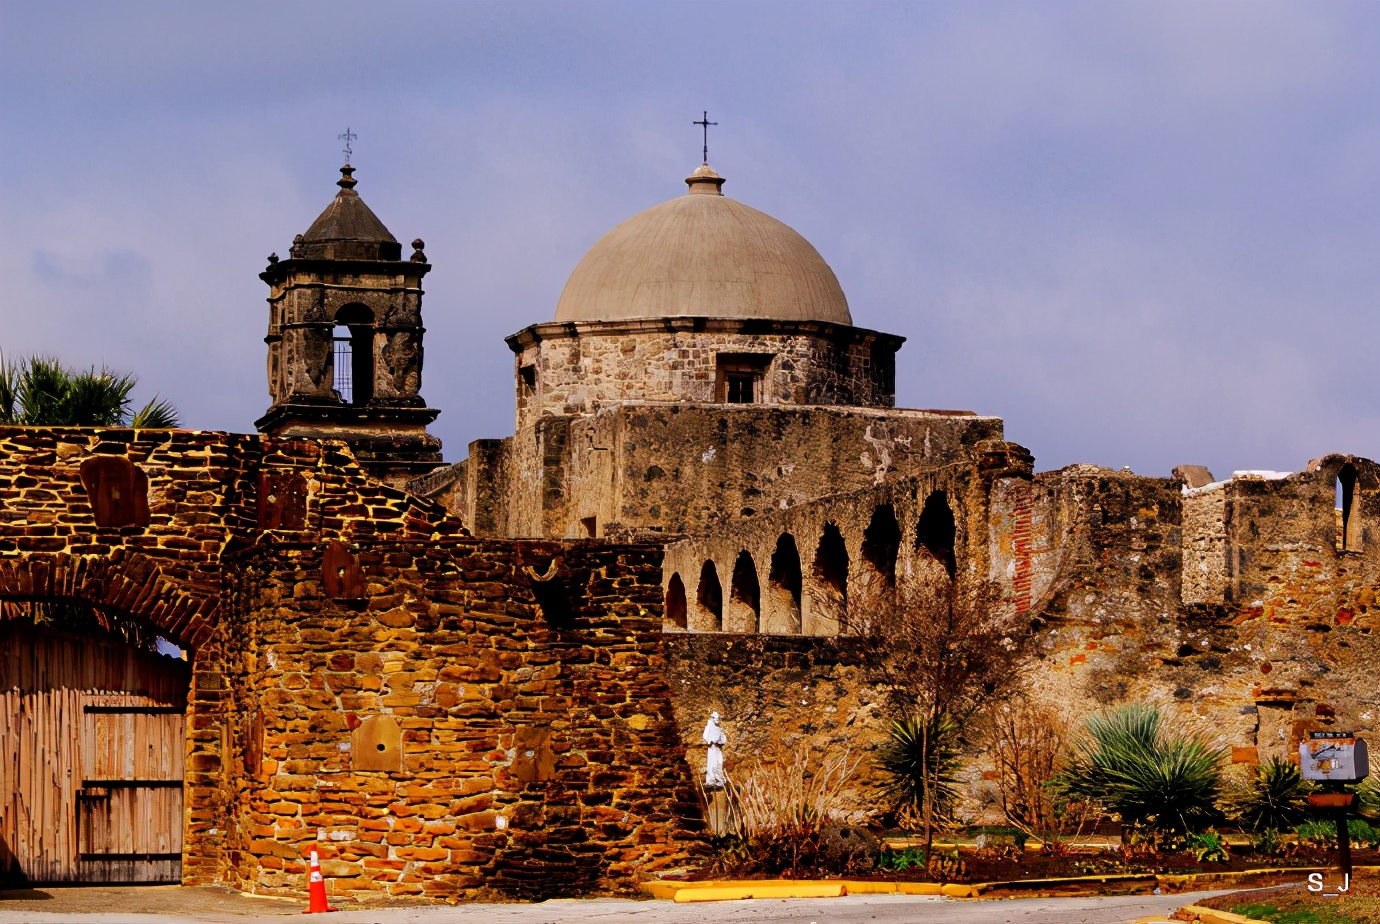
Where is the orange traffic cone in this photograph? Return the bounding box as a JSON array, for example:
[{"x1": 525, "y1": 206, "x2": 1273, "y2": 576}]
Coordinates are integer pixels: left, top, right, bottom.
[{"x1": 303, "y1": 849, "x2": 338, "y2": 914}]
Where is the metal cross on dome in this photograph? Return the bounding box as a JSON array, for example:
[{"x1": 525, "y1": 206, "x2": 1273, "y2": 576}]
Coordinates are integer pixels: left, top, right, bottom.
[
  {"x1": 693, "y1": 111, "x2": 717, "y2": 164},
  {"x1": 338, "y1": 127, "x2": 358, "y2": 165}
]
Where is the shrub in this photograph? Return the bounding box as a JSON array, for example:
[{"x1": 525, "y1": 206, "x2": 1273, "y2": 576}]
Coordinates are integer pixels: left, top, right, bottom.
[
  {"x1": 711, "y1": 748, "x2": 876, "y2": 878},
  {"x1": 876, "y1": 845, "x2": 927, "y2": 871},
  {"x1": 1052, "y1": 704, "x2": 1226, "y2": 836},
  {"x1": 984, "y1": 696, "x2": 1096, "y2": 846},
  {"x1": 877, "y1": 713, "x2": 963, "y2": 828},
  {"x1": 1187, "y1": 830, "x2": 1230, "y2": 863},
  {"x1": 1249, "y1": 828, "x2": 1284, "y2": 858},
  {"x1": 1224, "y1": 757, "x2": 1314, "y2": 832},
  {"x1": 1295, "y1": 819, "x2": 1334, "y2": 849}
]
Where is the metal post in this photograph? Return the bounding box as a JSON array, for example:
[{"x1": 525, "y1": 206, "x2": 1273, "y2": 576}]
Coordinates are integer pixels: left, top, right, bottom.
[{"x1": 1336, "y1": 806, "x2": 1352, "y2": 880}]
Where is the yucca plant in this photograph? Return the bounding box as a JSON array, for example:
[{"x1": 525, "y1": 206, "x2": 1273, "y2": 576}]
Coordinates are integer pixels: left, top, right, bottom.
[
  {"x1": 1224, "y1": 756, "x2": 1314, "y2": 832},
  {"x1": 877, "y1": 713, "x2": 963, "y2": 853},
  {"x1": 1052, "y1": 704, "x2": 1225, "y2": 836}
]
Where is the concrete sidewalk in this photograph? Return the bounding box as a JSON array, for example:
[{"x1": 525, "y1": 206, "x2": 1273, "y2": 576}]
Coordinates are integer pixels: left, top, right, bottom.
[{"x1": 0, "y1": 885, "x2": 1235, "y2": 924}]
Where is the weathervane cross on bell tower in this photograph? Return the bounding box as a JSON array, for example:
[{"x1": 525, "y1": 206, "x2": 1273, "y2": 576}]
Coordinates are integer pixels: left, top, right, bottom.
[
  {"x1": 338, "y1": 127, "x2": 358, "y2": 165},
  {"x1": 693, "y1": 111, "x2": 717, "y2": 164}
]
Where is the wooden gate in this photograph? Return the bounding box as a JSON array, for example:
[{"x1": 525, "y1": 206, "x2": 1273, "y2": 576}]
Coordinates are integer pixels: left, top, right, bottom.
[{"x1": 0, "y1": 619, "x2": 189, "y2": 884}]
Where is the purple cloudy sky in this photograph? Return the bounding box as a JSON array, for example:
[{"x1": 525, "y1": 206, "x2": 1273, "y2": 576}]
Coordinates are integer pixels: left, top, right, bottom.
[{"x1": 2, "y1": 0, "x2": 1376, "y2": 480}]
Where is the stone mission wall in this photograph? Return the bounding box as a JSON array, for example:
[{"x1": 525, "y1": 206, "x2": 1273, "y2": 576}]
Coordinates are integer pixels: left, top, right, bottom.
[{"x1": 0, "y1": 427, "x2": 705, "y2": 900}]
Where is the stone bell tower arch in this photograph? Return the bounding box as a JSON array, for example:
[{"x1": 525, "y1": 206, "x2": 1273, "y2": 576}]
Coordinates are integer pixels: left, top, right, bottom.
[{"x1": 256, "y1": 163, "x2": 442, "y2": 484}]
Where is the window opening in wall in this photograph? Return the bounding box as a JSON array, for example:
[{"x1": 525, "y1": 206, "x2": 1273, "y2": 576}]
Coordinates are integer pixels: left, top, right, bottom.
[
  {"x1": 332, "y1": 327, "x2": 353, "y2": 403},
  {"x1": 580, "y1": 516, "x2": 597, "y2": 538},
  {"x1": 518, "y1": 364, "x2": 536, "y2": 399},
  {"x1": 729, "y1": 551, "x2": 761, "y2": 633},
  {"x1": 861, "y1": 504, "x2": 902, "y2": 586},
  {"x1": 332, "y1": 304, "x2": 374, "y2": 406},
  {"x1": 916, "y1": 491, "x2": 957, "y2": 578},
  {"x1": 697, "y1": 561, "x2": 723, "y2": 631},
  {"x1": 769, "y1": 533, "x2": 803, "y2": 633},
  {"x1": 812, "y1": 523, "x2": 849, "y2": 629},
  {"x1": 665, "y1": 573, "x2": 687, "y2": 630},
  {"x1": 715, "y1": 353, "x2": 773, "y2": 404},
  {"x1": 1337, "y1": 464, "x2": 1360, "y2": 551}
]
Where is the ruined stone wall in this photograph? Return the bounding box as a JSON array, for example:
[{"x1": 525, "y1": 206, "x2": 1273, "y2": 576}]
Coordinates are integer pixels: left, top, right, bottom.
[
  {"x1": 1181, "y1": 484, "x2": 1229, "y2": 605},
  {"x1": 660, "y1": 441, "x2": 1034, "y2": 637},
  {"x1": 660, "y1": 635, "x2": 891, "y2": 810},
  {"x1": 484, "y1": 404, "x2": 1003, "y2": 540},
  {"x1": 1002, "y1": 460, "x2": 1380, "y2": 775},
  {"x1": 508, "y1": 320, "x2": 903, "y2": 435}
]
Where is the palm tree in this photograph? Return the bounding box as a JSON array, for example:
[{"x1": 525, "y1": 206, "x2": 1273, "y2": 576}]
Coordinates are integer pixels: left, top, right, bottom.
[{"x1": 0, "y1": 353, "x2": 178, "y2": 427}]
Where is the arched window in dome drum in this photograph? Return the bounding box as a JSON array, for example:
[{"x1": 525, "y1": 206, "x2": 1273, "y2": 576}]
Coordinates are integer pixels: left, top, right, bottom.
[{"x1": 331, "y1": 304, "x2": 374, "y2": 405}]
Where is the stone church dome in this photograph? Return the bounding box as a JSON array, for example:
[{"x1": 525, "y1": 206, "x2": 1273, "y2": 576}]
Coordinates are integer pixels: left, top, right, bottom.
[{"x1": 554, "y1": 164, "x2": 852, "y2": 325}]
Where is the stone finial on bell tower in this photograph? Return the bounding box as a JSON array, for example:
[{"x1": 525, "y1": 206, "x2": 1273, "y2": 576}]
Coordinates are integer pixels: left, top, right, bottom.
[{"x1": 256, "y1": 164, "x2": 442, "y2": 485}]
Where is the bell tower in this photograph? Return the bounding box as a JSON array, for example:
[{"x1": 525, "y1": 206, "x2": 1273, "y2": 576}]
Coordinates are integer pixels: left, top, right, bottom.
[{"x1": 256, "y1": 164, "x2": 442, "y2": 484}]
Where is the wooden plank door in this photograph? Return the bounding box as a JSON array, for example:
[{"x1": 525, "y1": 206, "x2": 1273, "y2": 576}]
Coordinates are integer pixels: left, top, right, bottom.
[
  {"x1": 0, "y1": 620, "x2": 188, "y2": 884},
  {"x1": 77, "y1": 697, "x2": 184, "y2": 883}
]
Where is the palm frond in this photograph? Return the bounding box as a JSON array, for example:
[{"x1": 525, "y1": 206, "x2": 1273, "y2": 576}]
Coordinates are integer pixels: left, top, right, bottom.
[{"x1": 129, "y1": 395, "x2": 179, "y2": 428}]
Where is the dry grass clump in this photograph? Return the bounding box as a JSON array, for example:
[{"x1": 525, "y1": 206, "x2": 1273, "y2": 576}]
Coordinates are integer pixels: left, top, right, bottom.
[{"x1": 707, "y1": 748, "x2": 877, "y2": 878}]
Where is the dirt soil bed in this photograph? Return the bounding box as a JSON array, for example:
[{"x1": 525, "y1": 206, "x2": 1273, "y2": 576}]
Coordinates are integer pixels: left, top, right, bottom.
[{"x1": 1197, "y1": 880, "x2": 1380, "y2": 924}]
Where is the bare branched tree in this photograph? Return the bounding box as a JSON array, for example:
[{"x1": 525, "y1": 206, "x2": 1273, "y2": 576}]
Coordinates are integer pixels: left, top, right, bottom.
[{"x1": 851, "y1": 568, "x2": 1033, "y2": 853}]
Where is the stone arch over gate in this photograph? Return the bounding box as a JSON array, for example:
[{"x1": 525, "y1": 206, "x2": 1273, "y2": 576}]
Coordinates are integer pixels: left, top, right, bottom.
[{"x1": 0, "y1": 553, "x2": 221, "y2": 650}]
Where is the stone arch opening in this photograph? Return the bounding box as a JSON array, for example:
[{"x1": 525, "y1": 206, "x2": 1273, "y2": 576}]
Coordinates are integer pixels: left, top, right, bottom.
[
  {"x1": 726, "y1": 551, "x2": 761, "y2": 633},
  {"x1": 766, "y1": 534, "x2": 803, "y2": 634},
  {"x1": 695, "y1": 560, "x2": 723, "y2": 632},
  {"x1": 332, "y1": 303, "x2": 375, "y2": 406},
  {"x1": 1337, "y1": 464, "x2": 1361, "y2": 552},
  {"x1": 861, "y1": 503, "x2": 902, "y2": 586},
  {"x1": 664, "y1": 573, "x2": 687, "y2": 630},
  {"x1": 0, "y1": 555, "x2": 211, "y2": 886},
  {"x1": 916, "y1": 491, "x2": 957, "y2": 579},
  {"x1": 809, "y1": 523, "x2": 849, "y2": 634}
]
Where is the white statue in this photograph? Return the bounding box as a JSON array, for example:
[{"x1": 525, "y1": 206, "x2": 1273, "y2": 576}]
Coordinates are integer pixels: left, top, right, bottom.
[{"x1": 703, "y1": 711, "x2": 727, "y2": 788}]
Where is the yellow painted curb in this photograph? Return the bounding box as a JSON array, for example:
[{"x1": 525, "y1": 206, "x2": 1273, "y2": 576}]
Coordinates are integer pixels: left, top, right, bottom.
[
  {"x1": 673, "y1": 883, "x2": 846, "y2": 902},
  {"x1": 842, "y1": 881, "x2": 898, "y2": 894},
  {"x1": 940, "y1": 883, "x2": 978, "y2": 898},
  {"x1": 896, "y1": 882, "x2": 945, "y2": 895},
  {"x1": 1177, "y1": 904, "x2": 1271, "y2": 924}
]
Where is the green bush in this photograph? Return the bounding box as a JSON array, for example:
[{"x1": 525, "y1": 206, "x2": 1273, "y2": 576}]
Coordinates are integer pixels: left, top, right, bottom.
[
  {"x1": 1249, "y1": 828, "x2": 1284, "y2": 857},
  {"x1": 1348, "y1": 818, "x2": 1379, "y2": 850},
  {"x1": 876, "y1": 845, "x2": 927, "y2": 871},
  {"x1": 1224, "y1": 757, "x2": 1313, "y2": 832},
  {"x1": 1187, "y1": 830, "x2": 1230, "y2": 863},
  {"x1": 1052, "y1": 704, "x2": 1226, "y2": 836},
  {"x1": 1295, "y1": 819, "x2": 1334, "y2": 849}
]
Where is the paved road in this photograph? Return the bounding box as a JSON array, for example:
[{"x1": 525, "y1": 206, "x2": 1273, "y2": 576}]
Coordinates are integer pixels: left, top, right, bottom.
[{"x1": 0, "y1": 886, "x2": 1240, "y2": 924}]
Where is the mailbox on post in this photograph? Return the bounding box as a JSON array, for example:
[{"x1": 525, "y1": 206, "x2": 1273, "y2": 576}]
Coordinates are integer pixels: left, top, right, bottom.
[
  {"x1": 1299, "y1": 731, "x2": 1370, "y2": 783},
  {"x1": 1300, "y1": 730, "x2": 1369, "y2": 882}
]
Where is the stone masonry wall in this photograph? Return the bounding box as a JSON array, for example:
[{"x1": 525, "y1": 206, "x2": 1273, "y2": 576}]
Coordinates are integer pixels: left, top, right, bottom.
[
  {"x1": 999, "y1": 459, "x2": 1380, "y2": 776},
  {"x1": 0, "y1": 427, "x2": 707, "y2": 899},
  {"x1": 219, "y1": 538, "x2": 701, "y2": 902},
  {"x1": 492, "y1": 403, "x2": 1003, "y2": 539},
  {"x1": 508, "y1": 321, "x2": 903, "y2": 435}
]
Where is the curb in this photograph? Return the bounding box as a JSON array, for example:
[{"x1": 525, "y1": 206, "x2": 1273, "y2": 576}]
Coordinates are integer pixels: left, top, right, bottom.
[
  {"x1": 1174, "y1": 904, "x2": 1271, "y2": 924},
  {"x1": 640, "y1": 864, "x2": 1380, "y2": 903}
]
